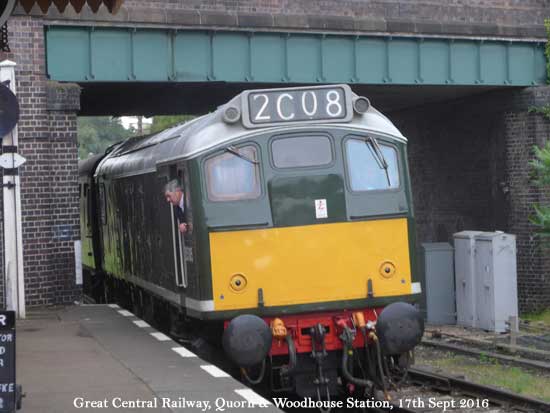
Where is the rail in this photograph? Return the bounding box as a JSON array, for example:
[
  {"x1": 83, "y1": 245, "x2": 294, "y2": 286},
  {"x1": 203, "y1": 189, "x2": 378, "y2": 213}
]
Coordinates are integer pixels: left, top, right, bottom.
[{"x1": 387, "y1": 367, "x2": 550, "y2": 413}]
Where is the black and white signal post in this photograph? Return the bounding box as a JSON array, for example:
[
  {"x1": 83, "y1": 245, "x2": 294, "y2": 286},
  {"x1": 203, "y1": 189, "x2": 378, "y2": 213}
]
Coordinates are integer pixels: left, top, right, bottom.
[{"x1": 0, "y1": 61, "x2": 25, "y2": 319}]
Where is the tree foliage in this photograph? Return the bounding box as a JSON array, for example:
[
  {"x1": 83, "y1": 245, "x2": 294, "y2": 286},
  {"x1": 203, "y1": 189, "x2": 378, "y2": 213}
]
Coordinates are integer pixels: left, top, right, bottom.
[
  {"x1": 78, "y1": 117, "x2": 135, "y2": 159},
  {"x1": 150, "y1": 115, "x2": 195, "y2": 134},
  {"x1": 530, "y1": 141, "x2": 550, "y2": 240},
  {"x1": 531, "y1": 142, "x2": 550, "y2": 186},
  {"x1": 526, "y1": 20, "x2": 550, "y2": 119},
  {"x1": 546, "y1": 18, "x2": 550, "y2": 83},
  {"x1": 528, "y1": 106, "x2": 550, "y2": 120},
  {"x1": 527, "y1": 16, "x2": 550, "y2": 234}
]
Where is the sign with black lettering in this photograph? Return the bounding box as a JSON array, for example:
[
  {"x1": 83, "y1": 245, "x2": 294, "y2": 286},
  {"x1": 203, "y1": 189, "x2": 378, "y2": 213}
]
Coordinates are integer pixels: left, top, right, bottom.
[
  {"x1": 0, "y1": 311, "x2": 15, "y2": 412},
  {"x1": 242, "y1": 84, "x2": 353, "y2": 128}
]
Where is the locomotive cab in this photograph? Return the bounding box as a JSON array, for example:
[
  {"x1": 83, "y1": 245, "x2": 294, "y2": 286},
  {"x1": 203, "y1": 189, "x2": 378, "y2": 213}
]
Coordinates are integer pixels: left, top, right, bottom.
[
  {"x1": 177, "y1": 85, "x2": 424, "y2": 398},
  {"x1": 85, "y1": 84, "x2": 424, "y2": 402}
]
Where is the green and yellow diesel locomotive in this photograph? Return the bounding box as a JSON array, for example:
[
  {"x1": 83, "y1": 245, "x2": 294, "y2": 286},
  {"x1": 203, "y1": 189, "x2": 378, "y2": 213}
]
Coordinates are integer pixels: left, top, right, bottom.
[{"x1": 79, "y1": 84, "x2": 424, "y2": 401}]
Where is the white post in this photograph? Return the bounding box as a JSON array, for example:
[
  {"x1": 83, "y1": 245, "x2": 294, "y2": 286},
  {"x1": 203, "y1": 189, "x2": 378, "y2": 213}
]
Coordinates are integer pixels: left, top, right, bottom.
[
  {"x1": 509, "y1": 315, "x2": 518, "y2": 354},
  {"x1": 0, "y1": 60, "x2": 25, "y2": 319}
]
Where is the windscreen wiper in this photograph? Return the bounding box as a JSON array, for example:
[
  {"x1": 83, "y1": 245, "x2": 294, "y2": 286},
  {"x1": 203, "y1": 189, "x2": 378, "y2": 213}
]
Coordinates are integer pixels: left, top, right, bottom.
[
  {"x1": 364, "y1": 137, "x2": 391, "y2": 186},
  {"x1": 225, "y1": 145, "x2": 259, "y2": 165}
]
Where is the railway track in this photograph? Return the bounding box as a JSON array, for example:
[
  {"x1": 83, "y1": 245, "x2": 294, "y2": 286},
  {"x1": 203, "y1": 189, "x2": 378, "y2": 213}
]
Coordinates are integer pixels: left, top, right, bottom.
[
  {"x1": 386, "y1": 367, "x2": 550, "y2": 413},
  {"x1": 423, "y1": 328, "x2": 550, "y2": 368},
  {"x1": 420, "y1": 339, "x2": 550, "y2": 372}
]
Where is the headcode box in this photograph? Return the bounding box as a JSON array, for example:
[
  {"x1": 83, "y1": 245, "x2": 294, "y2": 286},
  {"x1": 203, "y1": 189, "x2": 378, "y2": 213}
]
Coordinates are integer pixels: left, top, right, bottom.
[{"x1": 0, "y1": 311, "x2": 16, "y2": 412}]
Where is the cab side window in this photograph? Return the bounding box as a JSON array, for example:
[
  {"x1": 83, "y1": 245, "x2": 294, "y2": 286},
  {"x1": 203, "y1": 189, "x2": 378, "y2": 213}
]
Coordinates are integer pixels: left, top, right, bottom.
[{"x1": 205, "y1": 146, "x2": 261, "y2": 201}]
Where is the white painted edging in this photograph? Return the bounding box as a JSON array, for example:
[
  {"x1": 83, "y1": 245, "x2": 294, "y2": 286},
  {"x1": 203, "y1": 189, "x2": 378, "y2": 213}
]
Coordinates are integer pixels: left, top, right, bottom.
[
  {"x1": 200, "y1": 365, "x2": 229, "y2": 378},
  {"x1": 109, "y1": 303, "x2": 270, "y2": 407},
  {"x1": 150, "y1": 332, "x2": 171, "y2": 342},
  {"x1": 118, "y1": 310, "x2": 133, "y2": 317},
  {"x1": 172, "y1": 347, "x2": 197, "y2": 358}
]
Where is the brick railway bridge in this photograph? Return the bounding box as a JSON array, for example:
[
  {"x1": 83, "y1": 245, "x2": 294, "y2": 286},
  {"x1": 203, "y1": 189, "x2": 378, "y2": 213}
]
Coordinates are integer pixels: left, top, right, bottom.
[{"x1": 0, "y1": 0, "x2": 549, "y2": 315}]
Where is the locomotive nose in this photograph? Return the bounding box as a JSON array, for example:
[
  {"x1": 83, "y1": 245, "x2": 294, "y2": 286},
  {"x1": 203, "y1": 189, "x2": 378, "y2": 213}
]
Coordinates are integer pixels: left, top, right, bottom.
[
  {"x1": 376, "y1": 302, "x2": 424, "y2": 355},
  {"x1": 222, "y1": 314, "x2": 272, "y2": 368}
]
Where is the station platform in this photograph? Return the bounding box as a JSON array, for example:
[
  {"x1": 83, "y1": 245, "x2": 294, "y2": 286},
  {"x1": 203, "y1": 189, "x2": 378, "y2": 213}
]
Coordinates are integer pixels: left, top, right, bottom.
[{"x1": 17, "y1": 304, "x2": 281, "y2": 413}]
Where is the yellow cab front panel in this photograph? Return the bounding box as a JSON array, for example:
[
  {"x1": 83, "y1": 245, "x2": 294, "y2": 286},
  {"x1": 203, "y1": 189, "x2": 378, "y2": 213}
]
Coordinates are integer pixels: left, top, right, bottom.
[{"x1": 209, "y1": 217, "x2": 411, "y2": 311}]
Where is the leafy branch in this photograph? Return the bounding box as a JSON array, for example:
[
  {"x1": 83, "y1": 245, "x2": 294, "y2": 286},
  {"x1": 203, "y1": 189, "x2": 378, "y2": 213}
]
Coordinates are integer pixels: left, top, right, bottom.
[
  {"x1": 528, "y1": 19, "x2": 550, "y2": 119},
  {"x1": 546, "y1": 18, "x2": 550, "y2": 83},
  {"x1": 528, "y1": 106, "x2": 550, "y2": 120},
  {"x1": 530, "y1": 142, "x2": 550, "y2": 239},
  {"x1": 530, "y1": 142, "x2": 550, "y2": 186}
]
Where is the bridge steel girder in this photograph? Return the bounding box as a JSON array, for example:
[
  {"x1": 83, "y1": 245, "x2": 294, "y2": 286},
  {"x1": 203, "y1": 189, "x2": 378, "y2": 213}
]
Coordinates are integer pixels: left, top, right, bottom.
[{"x1": 45, "y1": 25, "x2": 546, "y2": 87}]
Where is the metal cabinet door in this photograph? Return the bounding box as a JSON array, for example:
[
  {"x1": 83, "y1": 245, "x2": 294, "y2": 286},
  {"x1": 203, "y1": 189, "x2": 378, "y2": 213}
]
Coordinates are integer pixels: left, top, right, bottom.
[
  {"x1": 474, "y1": 239, "x2": 495, "y2": 331},
  {"x1": 453, "y1": 231, "x2": 481, "y2": 328}
]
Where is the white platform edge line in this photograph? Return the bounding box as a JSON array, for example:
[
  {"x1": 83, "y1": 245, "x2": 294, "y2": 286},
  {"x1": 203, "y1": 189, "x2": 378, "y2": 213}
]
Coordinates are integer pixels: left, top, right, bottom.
[
  {"x1": 117, "y1": 309, "x2": 134, "y2": 317},
  {"x1": 234, "y1": 388, "x2": 272, "y2": 406},
  {"x1": 133, "y1": 320, "x2": 150, "y2": 328},
  {"x1": 107, "y1": 304, "x2": 120, "y2": 308},
  {"x1": 200, "y1": 364, "x2": 230, "y2": 378},
  {"x1": 150, "y1": 332, "x2": 171, "y2": 342},
  {"x1": 172, "y1": 346, "x2": 197, "y2": 358}
]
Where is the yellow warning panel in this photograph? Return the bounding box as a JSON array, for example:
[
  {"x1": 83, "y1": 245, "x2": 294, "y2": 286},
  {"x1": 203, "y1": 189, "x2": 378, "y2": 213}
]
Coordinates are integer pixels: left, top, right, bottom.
[{"x1": 209, "y1": 218, "x2": 411, "y2": 311}]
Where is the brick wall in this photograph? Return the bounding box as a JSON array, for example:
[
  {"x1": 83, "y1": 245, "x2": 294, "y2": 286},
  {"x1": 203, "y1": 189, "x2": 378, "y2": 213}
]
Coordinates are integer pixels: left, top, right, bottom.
[
  {"x1": 18, "y1": 0, "x2": 548, "y2": 39},
  {"x1": 503, "y1": 110, "x2": 550, "y2": 314},
  {"x1": 0, "y1": 16, "x2": 81, "y2": 308},
  {"x1": 393, "y1": 87, "x2": 550, "y2": 313},
  {"x1": 120, "y1": 0, "x2": 547, "y2": 25}
]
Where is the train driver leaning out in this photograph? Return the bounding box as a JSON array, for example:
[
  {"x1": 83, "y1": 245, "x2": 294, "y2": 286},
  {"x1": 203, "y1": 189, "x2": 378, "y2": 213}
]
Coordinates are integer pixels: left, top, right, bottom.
[{"x1": 164, "y1": 179, "x2": 189, "y2": 234}]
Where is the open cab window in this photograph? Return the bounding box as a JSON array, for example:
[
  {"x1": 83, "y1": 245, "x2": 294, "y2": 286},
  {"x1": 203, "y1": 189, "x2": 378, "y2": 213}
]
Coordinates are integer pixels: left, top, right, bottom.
[
  {"x1": 205, "y1": 145, "x2": 261, "y2": 201},
  {"x1": 345, "y1": 137, "x2": 400, "y2": 191}
]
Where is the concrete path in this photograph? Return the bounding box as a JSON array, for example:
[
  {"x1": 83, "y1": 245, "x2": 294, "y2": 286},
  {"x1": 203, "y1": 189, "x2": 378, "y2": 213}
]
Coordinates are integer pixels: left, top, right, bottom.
[{"x1": 16, "y1": 305, "x2": 278, "y2": 413}]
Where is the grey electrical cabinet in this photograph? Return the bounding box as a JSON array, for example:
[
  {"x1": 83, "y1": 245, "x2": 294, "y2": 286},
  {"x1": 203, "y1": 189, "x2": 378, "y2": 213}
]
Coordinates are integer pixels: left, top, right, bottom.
[
  {"x1": 453, "y1": 231, "x2": 482, "y2": 328},
  {"x1": 474, "y1": 232, "x2": 518, "y2": 333},
  {"x1": 421, "y1": 243, "x2": 456, "y2": 325}
]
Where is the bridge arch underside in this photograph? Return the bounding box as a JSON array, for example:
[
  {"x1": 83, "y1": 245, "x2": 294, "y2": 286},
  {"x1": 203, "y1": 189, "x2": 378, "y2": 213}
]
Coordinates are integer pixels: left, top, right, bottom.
[
  {"x1": 45, "y1": 25, "x2": 546, "y2": 115},
  {"x1": 78, "y1": 82, "x2": 506, "y2": 117},
  {"x1": 47, "y1": 27, "x2": 549, "y2": 313}
]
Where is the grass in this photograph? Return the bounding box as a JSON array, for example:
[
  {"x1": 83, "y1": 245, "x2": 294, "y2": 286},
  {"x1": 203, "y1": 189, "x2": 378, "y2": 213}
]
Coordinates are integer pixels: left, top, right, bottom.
[
  {"x1": 522, "y1": 308, "x2": 550, "y2": 325},
  {"x1": 415, "y1": 348, "x2": 550, "y2": 402}
]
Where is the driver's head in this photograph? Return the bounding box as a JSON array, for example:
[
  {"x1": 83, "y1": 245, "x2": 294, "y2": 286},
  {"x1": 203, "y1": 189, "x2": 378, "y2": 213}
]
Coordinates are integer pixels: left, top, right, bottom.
[{"x1": 164, "y1": 179, "x2": 183, "y2": 206}]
